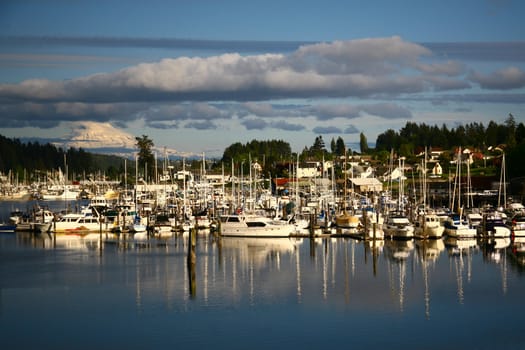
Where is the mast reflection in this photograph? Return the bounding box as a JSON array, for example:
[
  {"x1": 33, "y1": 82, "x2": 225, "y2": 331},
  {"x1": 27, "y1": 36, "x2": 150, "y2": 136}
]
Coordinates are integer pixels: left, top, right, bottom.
[
  {"x1": 415, "y1": 239, "x2": 445, "y2": 319},
  {"x1": 385, "y1": 239, "x2": 414, "y2": 312}
]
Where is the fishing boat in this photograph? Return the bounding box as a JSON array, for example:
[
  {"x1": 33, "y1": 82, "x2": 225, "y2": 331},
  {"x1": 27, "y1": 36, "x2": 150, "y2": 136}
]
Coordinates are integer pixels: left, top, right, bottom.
[
  {"x1": 11, "y1": 207, "x2": 54, "y2": 233},
  {"x1": 219, "y1": 212, "x2": 296, "y2": 237}
]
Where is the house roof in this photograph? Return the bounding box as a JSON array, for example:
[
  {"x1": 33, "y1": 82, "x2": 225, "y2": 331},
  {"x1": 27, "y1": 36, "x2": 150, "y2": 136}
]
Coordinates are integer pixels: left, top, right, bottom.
[{"x1": 350, "y1": 178, "x2": 382, "y2": 186}]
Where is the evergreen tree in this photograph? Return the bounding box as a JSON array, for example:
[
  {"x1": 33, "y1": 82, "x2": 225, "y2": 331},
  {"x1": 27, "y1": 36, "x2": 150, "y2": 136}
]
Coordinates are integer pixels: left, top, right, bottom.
[
  {"x1": 505, "y1": 113, "x2": 517, "y2": 148},
  {"x1": 359, "y1": 132, "x2": 369, "y2": 154},
  {"x1": 310, "y1": 136, "x2": 326, "y2": 159},
  {"x1": 135, "y1": 135, "x2": 155, "y2": 181},
  {"x1": 335, "y1": 137, "x2": 346, "y2": 156}
]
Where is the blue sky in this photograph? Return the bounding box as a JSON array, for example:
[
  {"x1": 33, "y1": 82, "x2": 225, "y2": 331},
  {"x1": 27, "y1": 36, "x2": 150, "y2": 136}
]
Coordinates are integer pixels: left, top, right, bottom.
[{"x1": 0, "y1": 0, "x2": 524, "y2": 157}]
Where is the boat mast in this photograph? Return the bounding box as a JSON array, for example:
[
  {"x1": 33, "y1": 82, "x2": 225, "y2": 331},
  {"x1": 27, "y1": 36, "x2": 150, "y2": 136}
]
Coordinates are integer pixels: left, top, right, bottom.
[
  {"x1": 498, "y1": 151, "x2": 506, "y2": 208},
  {"x1": 458, "y1": 147, "x2": 462, "y2": 214}
]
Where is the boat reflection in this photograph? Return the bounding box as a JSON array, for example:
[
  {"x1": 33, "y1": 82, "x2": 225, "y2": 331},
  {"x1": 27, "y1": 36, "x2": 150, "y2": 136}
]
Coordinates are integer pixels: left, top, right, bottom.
[
  {"x1": 219, "y1": 237, "x2": 303, "y2": 269},
  {"x1": 385, "y1": 239, "x2": 414, "y2": 312},
  {"x1": 444, "y1": 236, "x2": 477, "y2": 304},
  {"x1": 415, "y1": 238, "x2": 445, "y2": 263},
  {"x1": 480, "y1": 237, "x2": 511, "y2": 263},
  {"x1": 479, "y1": 237, "x2": 510, "y2": 295},
  {"x1": 385, "y1": 239, "x2": 414, "y2": 261},
  {"x1": 415, "y1": 239, "x2": 445, "y2": 319},
  {"x1": 508, "y1": 236, "x2": 525, "y2": 268},
  {"x1": 16, "y1": 231, "x2": 118, "y2": 250},
  {"x1": 444, "y1": 236, "x2": 478, "y2": 255}
]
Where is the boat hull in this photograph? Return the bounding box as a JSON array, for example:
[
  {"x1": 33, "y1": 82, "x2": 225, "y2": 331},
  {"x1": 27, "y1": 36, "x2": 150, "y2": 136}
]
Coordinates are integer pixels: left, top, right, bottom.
[{"x1": 220, "y1": 214, "x2": 295, "y2": 238}]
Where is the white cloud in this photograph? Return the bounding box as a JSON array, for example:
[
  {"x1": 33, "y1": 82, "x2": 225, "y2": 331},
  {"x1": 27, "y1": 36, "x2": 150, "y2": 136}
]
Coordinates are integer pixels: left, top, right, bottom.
[
  {"x1": 468, "y1": 66, "x2": 525, "y2": 90},
  {"x1": 0, "y1": 36, "x2": 523, "y2": 155},
  {"x1": 0, "y1": 36, "x2": 471, "y2": 107},
  {"x1": 293, "y1": 36, "x2": 430, "y2": 75}
]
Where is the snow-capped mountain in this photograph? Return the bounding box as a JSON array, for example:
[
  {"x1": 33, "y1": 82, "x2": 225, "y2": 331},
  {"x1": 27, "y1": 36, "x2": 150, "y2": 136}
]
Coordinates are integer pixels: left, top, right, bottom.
[
  {"x1": 55, "y1": 121, "x2": 137, "y2": 156},
  {"x1": 55, "y1": 121, "x2": 184, "y2": 158},
  {"x1": 62, "y1": 121, "x2": 136, "y2": 151}
]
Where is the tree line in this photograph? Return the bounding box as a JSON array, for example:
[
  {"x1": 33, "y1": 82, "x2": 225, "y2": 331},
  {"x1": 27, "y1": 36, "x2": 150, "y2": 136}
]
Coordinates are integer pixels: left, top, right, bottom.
[
  {"x1": 1, "y1": 116, "x2": 524, "y2": 184},
  {"x1": 372, "y1": 115, "x2": 525, "y2": 179},
  {"x1": 375, "y1": 115, "x2": 524, "y2": 155},
  {"x1": 0, "y1": 135, "x2": 125, "y2": 182}
]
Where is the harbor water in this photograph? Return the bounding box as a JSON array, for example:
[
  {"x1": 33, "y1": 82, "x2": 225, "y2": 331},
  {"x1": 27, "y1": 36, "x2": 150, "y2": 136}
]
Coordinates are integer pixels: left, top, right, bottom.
[{"x1": 1, "y1": 200, "x2": 525, "y2": 349}]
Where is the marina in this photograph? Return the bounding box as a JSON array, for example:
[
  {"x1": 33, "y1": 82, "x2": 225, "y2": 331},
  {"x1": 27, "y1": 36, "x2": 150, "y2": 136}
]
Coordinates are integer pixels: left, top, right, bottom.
[
  {"x1": 0, "y1": 147, "x2": 524, "y2": 349},
  {"x1": 1, "y1": 194, "x2": 525, "y2": 349},
  {"x1": 1, "y1": 1, "x2": 524, "y2": 348}
]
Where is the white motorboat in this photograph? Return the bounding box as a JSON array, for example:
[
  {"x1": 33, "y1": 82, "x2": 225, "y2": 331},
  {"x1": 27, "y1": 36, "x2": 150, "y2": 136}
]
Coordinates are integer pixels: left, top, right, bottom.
[
  {"x1": 41, "y1": 187, "x2": 80, "y2": 201},
  {"x1": 219, "y1": 213, "x2": 296, "y2": 237},
  {"x1": 383, "y1": 212, "x2": 414, "y2": 239},
  {"x1": 444, "y1": 213, "x2": 477, "y2": 238},
  {"x1": 414, "y1": 213, "x2": 444, "y2": 239},
  {"x1": 52, "y1": 209, "x2": 103, "y2": 234},
  {"x1": 479, "y1": 211, "x2": 511, "y2": 238}
]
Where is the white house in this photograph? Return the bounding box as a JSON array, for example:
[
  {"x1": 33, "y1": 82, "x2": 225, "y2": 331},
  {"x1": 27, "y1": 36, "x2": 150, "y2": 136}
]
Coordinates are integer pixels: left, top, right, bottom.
[
  {"x1": 382, "y1": 167, "x2": 407, "y2": 182},
  {"x1": 297, "y1": 160, "x2": 333, "y2": 178},
  {"x1": 431, "y1": 163, "x2": 442, "y2": 177}
]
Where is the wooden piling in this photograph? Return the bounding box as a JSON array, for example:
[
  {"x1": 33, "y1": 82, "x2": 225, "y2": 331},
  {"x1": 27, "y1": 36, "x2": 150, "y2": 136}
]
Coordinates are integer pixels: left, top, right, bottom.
[
  {"x1": 309, "y1": 234, "x2": 316, "y2": 258},
  {"x1": 99, "y1": 217, "x2": 104, "y2": 253},
  {"x1": 324, "y1": 209, "x2": 329, "y2": 234},
  {"x1": 187, "y1": 228, "x2": 197, "y2": 298},
  {"x1": 53, "y1": 214, "x2": 57, "y2": 247}
]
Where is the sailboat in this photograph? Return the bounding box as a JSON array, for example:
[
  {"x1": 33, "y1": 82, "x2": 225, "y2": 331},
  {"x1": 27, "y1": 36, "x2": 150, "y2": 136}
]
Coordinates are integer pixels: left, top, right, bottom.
[
  {"x1": 414, "y1": 148, "x2": 444, "y2": 239},
  {"x1": 383, "y1": 156, "x2": 414, "y2": 239},
  {"x1": 335, "y1": 149, "x2": 360, "y2": 231},
  {"x1": 477, "y1": 150, "x2": 511, "y2": 238},
  {"x1": 129, "y1": 154, "x2": 147, "y2": 234},
  {"x1": 444, "y1": 147, "x2": 477, "y2": 238}
]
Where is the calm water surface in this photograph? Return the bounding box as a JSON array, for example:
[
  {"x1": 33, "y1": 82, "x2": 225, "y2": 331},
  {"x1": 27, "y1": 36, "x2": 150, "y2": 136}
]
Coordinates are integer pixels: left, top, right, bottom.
[{"x1": 1, "y1": 200, "x2": 525, "y2": 349}]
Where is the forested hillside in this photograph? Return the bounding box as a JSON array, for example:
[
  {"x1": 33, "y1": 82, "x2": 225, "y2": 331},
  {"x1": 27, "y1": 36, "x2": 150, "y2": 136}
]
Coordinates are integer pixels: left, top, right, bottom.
[
  {"x1": 1, "y1": 116, "x2": 524, "y2": 183},
  {"x1": 0, "y1": 135, "x2": 125, "y2": 179},
  {"x1": 374, "y1": 116, "x2": 525, "y2": 179}
]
